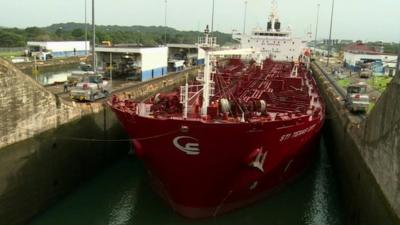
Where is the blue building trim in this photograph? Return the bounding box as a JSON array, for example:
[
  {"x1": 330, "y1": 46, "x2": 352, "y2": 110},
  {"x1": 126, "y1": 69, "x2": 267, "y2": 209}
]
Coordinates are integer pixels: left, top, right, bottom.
[
  {"x1": 344, "y1": 63, "x2": 361, "y2": 72},
  {"x1": 141, "y1": 67, "x2": 168, "y2": 81},
  {"x1": 52, "y1": 50, "x2": 88, "y2": 58},
  {"x1": 197, "y1": 59, "x2": 205, "y2": 65}
]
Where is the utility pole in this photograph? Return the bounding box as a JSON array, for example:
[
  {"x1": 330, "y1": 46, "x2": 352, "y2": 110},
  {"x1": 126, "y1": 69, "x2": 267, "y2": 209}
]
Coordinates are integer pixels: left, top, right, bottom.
[
  {"x1": 326, "y1": 0, "x2": 335, "y2": 67},
  {"x1": 314, "y1": 3, "x2": 320, "y2": 55},
  {"x1": 85, "y1": 0, "x2": 88, "y2": 56},
  {"x1": 164, "y1": 0, "x2": 168, "y2": 45},
  {"x1": 396, "y1": 44, "x2": 400, "y2": 77},
  {"x1": 110, "y1": 52, "x2": 113, "y2": 91},
  {"x1": 92, "y1": 0, "x2": 96, "y2": 72},
  {"x1": 243, "y1": 0, "x2": 248, "y2": 34},
  {"x1": 211, "y1": 0, "x2": 215, "y2": 36}
]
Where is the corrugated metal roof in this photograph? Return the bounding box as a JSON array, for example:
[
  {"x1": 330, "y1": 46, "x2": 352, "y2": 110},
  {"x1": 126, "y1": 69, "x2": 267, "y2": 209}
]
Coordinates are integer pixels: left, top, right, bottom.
[{"x1": 344, "y1": 41, "x2": 396, "y2": 56}]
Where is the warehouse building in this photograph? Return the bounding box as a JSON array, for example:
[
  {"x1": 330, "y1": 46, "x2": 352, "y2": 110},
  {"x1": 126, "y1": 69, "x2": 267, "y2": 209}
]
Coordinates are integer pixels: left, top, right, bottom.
[
  {"x1": 96, "y1": 46, "x2": 168, "y2": 81},
  {"x1": 167, "y1": 44, "x2": 205, "y2": 72},
  {"x1": 27, "y1": 41, "x2": 89, "y2": 59}
]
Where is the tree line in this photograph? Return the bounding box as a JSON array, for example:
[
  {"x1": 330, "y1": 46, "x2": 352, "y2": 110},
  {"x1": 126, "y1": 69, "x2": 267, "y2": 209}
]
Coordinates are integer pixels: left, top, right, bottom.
[{"x1": 0, "y1": 22, "x2": 236, "y2": 48}]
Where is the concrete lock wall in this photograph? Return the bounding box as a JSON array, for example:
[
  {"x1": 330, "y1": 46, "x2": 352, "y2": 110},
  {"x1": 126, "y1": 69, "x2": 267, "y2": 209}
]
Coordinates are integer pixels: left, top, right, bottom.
[
  {"x1": 0, "y1": 57, "x2": 104, "y2": 150},
  {"x1": 0, "y1": 109, "x2": 130, "y2": 225},
  {"x1": 15, "y1": 57, "x2": 85, "y2": 75},
  {"x1": 0, "y1": 57, "x2": 201, "y2": 225},
  {"x1": 363, "y1": 74, "x2": 400, "y2": 218},
  {"x1": 311, "y1": 63, "x2": 400, "y2": 225}
]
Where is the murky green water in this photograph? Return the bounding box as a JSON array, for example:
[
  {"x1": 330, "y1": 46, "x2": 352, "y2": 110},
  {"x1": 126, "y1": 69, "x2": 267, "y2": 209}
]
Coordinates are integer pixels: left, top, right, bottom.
[
  {"x1": 29, "y1": 138, "x2": 343, "y2": 225},
  {"x1": 33, "y1": 70, "x2": 74, "y2": 86}
]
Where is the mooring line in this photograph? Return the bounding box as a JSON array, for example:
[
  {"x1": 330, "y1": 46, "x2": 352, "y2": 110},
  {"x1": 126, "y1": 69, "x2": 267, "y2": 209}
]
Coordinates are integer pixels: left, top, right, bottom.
[{"x1": 58, "y1": 129, "x2": 180, "y2": 143}]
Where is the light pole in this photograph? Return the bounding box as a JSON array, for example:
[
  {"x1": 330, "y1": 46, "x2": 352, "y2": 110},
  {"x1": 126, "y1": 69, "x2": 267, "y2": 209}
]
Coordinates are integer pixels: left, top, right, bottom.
[
  {"x1": 326, "y1": 0, "x2": 335, "y2": 67},
  {"x1": 396, "y1": 44, "x2": 400, "y2": 77},
  {"x1": 85, "y1": 0, "x2": 88, "y2": 56},
  {"x1": 92, "y1": 0, "x2": 96, "y2": 72},
  {"x1": 243, "y1": 0, "x2": 248, "y2": 34},
  {"x1": 314, "y1": 3, "x2": 320, "y2": 55},
  {"x1": 211, "y1": 0, "x2": 215, "y2": 35},
  {"x1": 164, "y1": 0, "x2": 168, "y2": 45},
  {"x1": 110, "y1": 52, "x2": 113, "y2": 90}
]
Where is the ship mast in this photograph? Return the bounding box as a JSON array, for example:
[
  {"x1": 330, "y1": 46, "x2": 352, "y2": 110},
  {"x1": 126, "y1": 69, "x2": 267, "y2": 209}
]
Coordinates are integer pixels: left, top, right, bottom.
[{"x1": 199, "y1": 26, "x2": 215, "y2": 117}]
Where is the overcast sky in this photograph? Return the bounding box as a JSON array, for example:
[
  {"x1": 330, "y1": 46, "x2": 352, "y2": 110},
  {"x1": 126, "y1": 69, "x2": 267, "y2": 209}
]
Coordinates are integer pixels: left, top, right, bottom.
[{"x1": 0, "y1": 0, "x2": 399, "y2": 42}]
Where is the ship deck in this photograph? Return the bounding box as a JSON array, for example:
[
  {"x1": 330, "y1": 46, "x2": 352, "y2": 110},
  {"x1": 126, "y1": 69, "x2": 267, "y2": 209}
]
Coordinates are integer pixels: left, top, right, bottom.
[{"x1": 110, "y1": 59, "x2": 324, "y2": 124}]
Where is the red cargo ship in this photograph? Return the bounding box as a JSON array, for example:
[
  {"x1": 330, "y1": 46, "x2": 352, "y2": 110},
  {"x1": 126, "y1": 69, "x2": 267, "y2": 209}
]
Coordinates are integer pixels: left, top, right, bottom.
[{"x1": 109, "y1": 23, "x2": 324, "y2": 218}]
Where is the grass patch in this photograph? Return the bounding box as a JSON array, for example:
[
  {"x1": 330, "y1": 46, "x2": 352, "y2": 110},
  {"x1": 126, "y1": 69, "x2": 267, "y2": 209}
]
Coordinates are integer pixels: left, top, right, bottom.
[
  {"x1": 368, "y1": 77, "x2": 393, "y2": 93},
  {"x1": 336, "y1": 78, "x2": 350, "y2": 88},
  {"x1": 368, "y1": 102, "x2": 376, "y2": 113},
  {"x1": 0, "y1": 51, "x2": 24, "y2": 58}
]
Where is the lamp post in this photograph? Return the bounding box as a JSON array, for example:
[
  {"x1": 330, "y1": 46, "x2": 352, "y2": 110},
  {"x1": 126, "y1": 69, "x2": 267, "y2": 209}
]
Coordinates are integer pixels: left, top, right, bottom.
[
  {"x1": 110, "y1": 52, "x2": 113, "y2": 90},
  {"x1": 243, "y1": 0, "x2": 248, "y2": 34},
  {"x1": 211, "y1": 0, "x2": 215, "y2": 35},
  {"x1": 326, "y1": 0, "x2": 335, "y2": 67},
  {"x1": 92, "y1": 0, "x2": 96, "y2": 72},
  {"x1": 396, "y1": 44, "x2": 400, "y2": 77},
  {"x1": 85, "y1": 0, "x2": 88, "y2": 56},
  {"x1": 314, "y1": 3, "x2": 320, "y2": 55},
  {"x1": 164, "y1": 0, "x2": 168, "y2": 45}
]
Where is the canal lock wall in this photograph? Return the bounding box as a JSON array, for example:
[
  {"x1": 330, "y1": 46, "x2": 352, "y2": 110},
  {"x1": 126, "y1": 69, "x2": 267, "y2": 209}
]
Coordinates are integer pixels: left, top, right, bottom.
[
  {"x1": 311, "y1": 63, "x2": 400, "y2": 225},
  {"x1": 15, "y1": 56, "x2": 85, "y2": 75},
  {"x1": 0, "y1": 57, "x2": 200, "y2": 225}
]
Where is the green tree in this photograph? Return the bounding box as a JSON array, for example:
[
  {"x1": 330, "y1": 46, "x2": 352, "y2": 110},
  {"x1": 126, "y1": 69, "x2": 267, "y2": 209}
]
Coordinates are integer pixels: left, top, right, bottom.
[
  {"x1": 24, "y1": 27, "x2": 47, "y2": 40},
  {"x1": 71, "y1": 28, "x2": 84, "y2": 39},
  {"x1": 0, "y1": 30, "x2": 25, "y2": 47}
]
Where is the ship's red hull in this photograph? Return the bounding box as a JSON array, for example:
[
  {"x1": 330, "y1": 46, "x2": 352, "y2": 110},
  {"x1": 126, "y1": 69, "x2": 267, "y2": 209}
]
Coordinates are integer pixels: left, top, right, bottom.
[
  {"x1": 111, "y1": 109, "x2": 323, "y2": 218},
  {"x1": 109, "y1": 59, "x2": 325, "y2": 218}
]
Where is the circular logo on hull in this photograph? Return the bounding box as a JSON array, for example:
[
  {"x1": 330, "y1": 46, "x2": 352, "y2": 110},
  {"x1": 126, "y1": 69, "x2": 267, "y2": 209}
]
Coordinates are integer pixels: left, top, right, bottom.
[{"x1": 173, "y1": 136, "x2": 200, "y2": 155}]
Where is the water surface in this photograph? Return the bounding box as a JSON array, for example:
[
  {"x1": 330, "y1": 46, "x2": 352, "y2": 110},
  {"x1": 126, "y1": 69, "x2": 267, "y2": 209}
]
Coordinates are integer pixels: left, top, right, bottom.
[{"x1": 29, "y1": 138, "x2": 343, "y2": 225}]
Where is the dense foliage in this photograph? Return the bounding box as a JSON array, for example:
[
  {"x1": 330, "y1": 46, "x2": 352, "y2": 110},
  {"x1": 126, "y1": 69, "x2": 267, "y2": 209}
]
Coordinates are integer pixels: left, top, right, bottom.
[{"x1": 0, "y1": 22, "x2": 236, "y2": 47}]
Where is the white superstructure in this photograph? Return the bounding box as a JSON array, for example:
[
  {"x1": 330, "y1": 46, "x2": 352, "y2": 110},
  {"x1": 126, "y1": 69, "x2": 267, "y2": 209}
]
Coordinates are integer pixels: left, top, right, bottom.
[{"x1": 233, "y1": 0, "x2": 308, "y2": 61}]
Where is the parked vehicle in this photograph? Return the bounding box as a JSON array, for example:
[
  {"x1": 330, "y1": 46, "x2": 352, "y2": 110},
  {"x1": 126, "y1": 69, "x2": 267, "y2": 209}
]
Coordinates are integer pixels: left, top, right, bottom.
[
  {"x1": 67, "y1": 71, "x2": 95, "y2": 86},
  {"x1": 70, "y1": 74, "x2": 111, "y2": 101},
  {"x1": 345, "y1": 82, "x2": 370, "y2": 112},
  {"x1": 79, "y1": 62, "x2": 92, "y2": 71},
  {"x1": 359, "y1": 68, "x2": 372, "y2": 78}
]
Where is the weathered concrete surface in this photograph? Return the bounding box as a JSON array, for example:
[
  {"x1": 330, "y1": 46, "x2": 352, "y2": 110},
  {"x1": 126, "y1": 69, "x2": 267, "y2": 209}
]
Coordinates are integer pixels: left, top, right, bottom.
[
  {"x1": 0, "y1": 57, "x2": 201, "y2": 225},
  {"x1": 362, "y1": 74, "x2": 400, "y2": 218},
  {"x1": 0, "y1": 109, "x2": 129, "y2": 225},
  {"x1": 0, "y1": 57, "x2": 103, "y2": 150},
  {"x1": 312, "y1": 63, "x2": 400, "y2": 225}
]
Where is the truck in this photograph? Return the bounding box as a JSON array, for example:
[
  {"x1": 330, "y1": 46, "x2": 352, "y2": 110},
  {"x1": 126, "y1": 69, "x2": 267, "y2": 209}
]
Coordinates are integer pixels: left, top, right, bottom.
[
  {"x1": 345, "y1": 82, "x2": 370, "y2": 113},
  {"x1": 358, "y1": 68, "x2": 372, "y2": 78},
  {"x1": 70, "y1": 74, "x2": 111, "y2": 101},
  {"x1": 67, "y1": 71, "x2": 95, "y2": 86}
]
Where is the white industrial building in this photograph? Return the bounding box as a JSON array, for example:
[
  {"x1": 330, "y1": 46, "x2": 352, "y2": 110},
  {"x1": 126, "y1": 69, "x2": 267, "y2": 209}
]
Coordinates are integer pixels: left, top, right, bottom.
[
  {"x1": 96, "y1": 46, "x2": 168, "y2": 81},
  {"x1": 27, "y1": 41, "x2": 89, "y2": 59}
]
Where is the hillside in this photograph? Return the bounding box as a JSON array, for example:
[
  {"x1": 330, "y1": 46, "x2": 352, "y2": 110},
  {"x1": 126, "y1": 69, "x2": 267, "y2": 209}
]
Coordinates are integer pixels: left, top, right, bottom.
[{"x1": 0, "y1": 22, "x2": 236, "y2": 48}]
